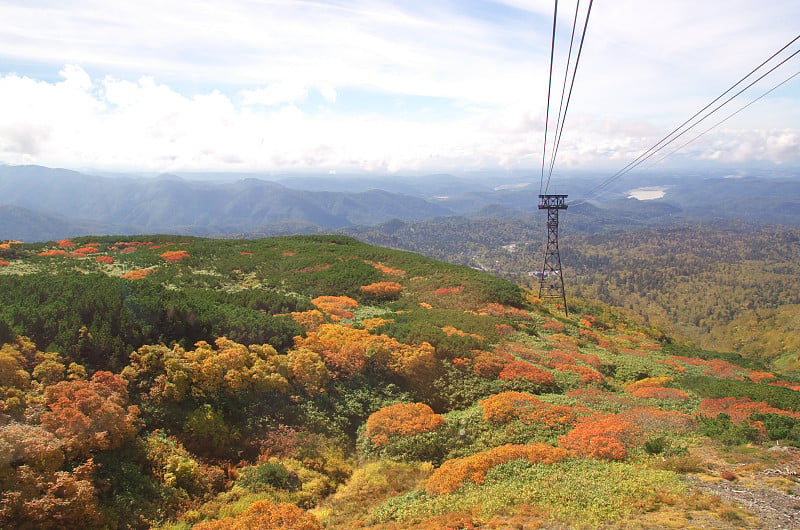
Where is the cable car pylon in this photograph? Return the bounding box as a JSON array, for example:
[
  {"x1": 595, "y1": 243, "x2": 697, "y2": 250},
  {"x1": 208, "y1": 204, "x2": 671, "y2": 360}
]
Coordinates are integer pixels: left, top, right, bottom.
[{"x1": 538, "y1": 194, "x2": 568, "y2": 316}]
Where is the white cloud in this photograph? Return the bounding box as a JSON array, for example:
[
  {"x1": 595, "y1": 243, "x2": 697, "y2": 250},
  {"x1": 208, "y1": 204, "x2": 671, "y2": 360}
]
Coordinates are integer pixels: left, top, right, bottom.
[
  {"x1": 242, "y1": 83, "x2": 309, "y2": 106},
  {"x1": 0, "y1": 1, "x2": 798, "y2": 173}
]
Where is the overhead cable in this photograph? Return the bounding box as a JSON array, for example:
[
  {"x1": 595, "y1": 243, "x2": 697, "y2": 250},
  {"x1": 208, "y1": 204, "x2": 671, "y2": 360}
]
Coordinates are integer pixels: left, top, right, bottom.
[
  {"x1": 572, "y1": 33, "x2": 800, "y2": 205},
  {"x1": 540, "y1": 0, "x2": 559, "y2": 195},
  {"x1": 545, "y1": 0, "x2": 594, "y2": 194}
]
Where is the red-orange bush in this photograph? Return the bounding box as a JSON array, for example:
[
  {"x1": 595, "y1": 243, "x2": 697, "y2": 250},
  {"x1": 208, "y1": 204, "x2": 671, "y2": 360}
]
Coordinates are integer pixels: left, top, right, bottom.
[
  {"x1": 481, "y1": 391, "x2": 584, "y2": 427},
  {"x1": 481, "y1": 391, "x2": 544, "y2": 423},
  {"x1": 290, "y1": 309, "x2": 325, "y2": 332},
  {"x1": 121, "y1": 269, "x2": 153, "y2": 280},
  {"x1": 498, "y1": 361, "x2": 555, "y2": 386},
  {"x1": 194, "y1": 501, "x2": 322, "y2": 530},
  {"x1": 365, "y1": 402, "x2": 445, "y2": 447},
  {"x1": 95, "y1": 256, "x2": 115, "y2": 264},
  {"x1": 0, "y1": 261, "x2": 8, "y2": 266},
  {"x1": 477, "y1": 303, "x2": 531, "y2": 319},
  {"x1": 310, "y1": 296, "x2": 358, "y2": 321},
  {"x1": 698, "y1": 397, "x2": 797, "y2": 424},
  {"x1": 360, "y1": 281, "x2": 403, "y2": 299},
  {"x1": 559, "y1": 414, "x2": 641, "y2": 461},
  {"x1": 368, "y1": 262, "x2": 406, "y2": 276},
  {"x1": 630, "y1": 386, "x2": 688, "y2": 400},
  {"x1": 748, "y1": 370, "x2": 776, "y2": 383},
  {"x1": 541, "y1": 319, "x2": 566, "y2": 333},
  {"x1": 57, "y1": 239, "x2": 76, "y2": 248},
  {"x1": 38, "y1": 250, "x2": 68, "y2": 257},
  {"x1": 472, "y1": 350, "x2": 506, "y2": 378},
  {"x1": 40, "y1": 372, "x2": 140, "y2": 458},
  {"x1": 425, "y1": 443, "x2": 571, "y2": 495},
  {"x1": 72, "y1": 246, "x2": 99, "y2": 255},
  {"x1": 160, "y1": 250, "x2": 190, "y2": 262},
  {"x1": 553, "y1": 363, "x2": 603, "y2": 384}
]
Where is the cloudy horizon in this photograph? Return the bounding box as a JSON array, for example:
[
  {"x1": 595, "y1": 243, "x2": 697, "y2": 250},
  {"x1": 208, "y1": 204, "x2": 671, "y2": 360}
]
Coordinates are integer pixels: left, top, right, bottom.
[{"x1": 1, "y1": 0, "x2": 798, "y2": 176}]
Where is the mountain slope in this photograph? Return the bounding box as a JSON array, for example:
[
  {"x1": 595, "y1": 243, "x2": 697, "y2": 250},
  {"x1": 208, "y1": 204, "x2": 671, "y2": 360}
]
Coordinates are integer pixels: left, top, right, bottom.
[
  {"x1": 1, "y1": 235, "x2": 799, "y2": 528},
  {"x1": 0, "y1": 165, "x2": 454, "y2": 240}
]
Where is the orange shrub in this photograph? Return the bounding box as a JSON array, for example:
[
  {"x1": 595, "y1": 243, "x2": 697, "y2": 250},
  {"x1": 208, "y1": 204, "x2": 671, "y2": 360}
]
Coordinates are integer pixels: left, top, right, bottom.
[
  {"x1": 553, "y1": 363, "x2": 603, "y2": 384},
  {"x1": 38, "y1": 249, "x2": 69, "y2": 257},
  {"x1": 95, "y1": 256, "x2": 115, "y2": 264},
  {"x1": 630, "y1": 386, "x2": 688, "y2": 400},
  {"x1": 426, "y1": 443, "x2": 570, "y2": 495},
  {"x1": 368, "y1": 261, "x2": 406, "y2": 276},
  {"x1": 498, "y1": 361, "x2": 555, "y2": 386},
  {"x1": 72, "y1": 246, "x2": 99, "y2": 255},
  {"x1": 361, "y1": 317, "x2": 393, "y2": 331},
  {"x1": 559, "y1": 414, "x2": 641, "y2": 461},
  {"x1": 121, "y1": 269, "x2": 154, "y2": 280},
  {"x1": 541, "y1": 319, "x2": 566, "y2": 333},
  {"x1": 290, "y1": 309, "x2": 325, "y2": 332},
  {"x1": 57, "y1": 239, "x2": 76, "y2": 248},
  {"x1": 441, "y1": 326, "x2": 482, "y2": 340},
  {"x1": 698, "y1": 397, "x2": 797, "y2": 423},
  {"x1": 481, "y1": 391, "x2": 585, "y2": 427},
  {"x1": 365, "y1": 402, "x2": 445, "y2": 447},
  {"x1": 311, "y1": 296, "x2": 358, "y2": 321},
  {"x1": 360, "y1": 281, "x2": 403, "y2": 299},
  {"x1": 495, "y1": 323, "x2": 515, "y2": 336},
  {"x1": 625, "y1": 377, "x2": 674, "y2": 393},
  {"x1": 160, "y1": 250, "x2": 190, "y2": 262},
  {"x1": 477, "y1": 303, "x2": 531, "y2": 319},
  {"x1": 481, "y1": 392, "x2": 545, "y2": 423},
  {"x1": 434, "y1": 286, "x2": 463, "y2": 295},
  {"x1": 194, "y1": 501, "x2": 322, "y2": 530},
  {"x1": 0, "y1": 261, "x2": 8, "y2": 266},
  {"x1": 472, "y1": 350, "x2": 507, "y2": 379},
  {"x1": 749, "y1": 370, "x2": 776, "y2": 383},
  {"x1": 770, "y1": 380, "x2": 800, "y2": 392}
]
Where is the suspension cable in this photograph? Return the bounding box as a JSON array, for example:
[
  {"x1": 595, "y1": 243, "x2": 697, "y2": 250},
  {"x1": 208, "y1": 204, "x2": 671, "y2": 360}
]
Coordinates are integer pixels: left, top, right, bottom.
[
  {"x1": 572, "y1": 33, "x2": 800, "y2": 205},
  {"x1": 540, "y1": 0, "x2": 559, "y2": 195},
  {"x1": 545, "y1": 0, "x2": 594, "y2": 194}
]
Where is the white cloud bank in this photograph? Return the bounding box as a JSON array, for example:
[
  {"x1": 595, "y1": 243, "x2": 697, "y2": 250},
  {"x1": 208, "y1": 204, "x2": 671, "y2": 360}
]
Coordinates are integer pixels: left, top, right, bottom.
[{"x1": 0, "y1": 1, "x2": 798, "y2": 173}]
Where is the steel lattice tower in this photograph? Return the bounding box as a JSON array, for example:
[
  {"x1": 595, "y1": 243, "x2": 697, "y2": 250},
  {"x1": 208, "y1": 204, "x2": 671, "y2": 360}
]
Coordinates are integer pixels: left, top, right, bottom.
[{"x1": 538, "y1": 194, "x2": 568, "y2": 315}]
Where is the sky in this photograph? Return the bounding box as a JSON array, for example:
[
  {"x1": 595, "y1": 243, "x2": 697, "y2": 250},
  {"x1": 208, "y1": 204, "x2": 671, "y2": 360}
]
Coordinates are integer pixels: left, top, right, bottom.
[{"x1": 0, "y1": 0, "x2": 798, "y2": 176}]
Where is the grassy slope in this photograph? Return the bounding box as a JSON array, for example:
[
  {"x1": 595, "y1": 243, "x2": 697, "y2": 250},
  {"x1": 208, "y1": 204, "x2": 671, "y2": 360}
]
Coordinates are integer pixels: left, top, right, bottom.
[{"x1": 1, "y1": 235, "x2": 799, "y2": 528}]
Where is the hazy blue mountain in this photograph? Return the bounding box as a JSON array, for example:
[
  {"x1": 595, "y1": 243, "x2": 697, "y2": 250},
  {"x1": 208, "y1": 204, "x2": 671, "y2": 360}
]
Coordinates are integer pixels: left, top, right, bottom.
[
  {"x1": 2, "y1": 164, "x2": 799, "y2": 242},
  {"x1": 0, "y1": 166, "x2": 454, "y2": 241}
]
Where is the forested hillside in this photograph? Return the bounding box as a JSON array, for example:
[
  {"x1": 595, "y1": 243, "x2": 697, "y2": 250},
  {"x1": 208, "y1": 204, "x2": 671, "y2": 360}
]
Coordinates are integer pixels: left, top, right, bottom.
[
  {"x1": 1, "y1": 235, "x2": 799, "y2": 528},
  {"x1": 350, "y1": 218, "x2": 800, "y2": 371}
]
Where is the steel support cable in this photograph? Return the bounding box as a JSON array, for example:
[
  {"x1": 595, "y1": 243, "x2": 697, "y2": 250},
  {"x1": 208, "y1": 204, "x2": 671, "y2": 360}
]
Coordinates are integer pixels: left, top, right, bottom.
[
  {"x1": 648, "y1": 69, "x2": 800, "y2": 168},
  {"x1": 546, "y1": 0, "x2": 594, "y2": 195},
  {"x1": 573, "y1": 45, "x2": 800, "y2": 204},
  {"x1": 540, "y1": 0, "x2": 559, "y2": 195},
  {"x1": 545, "y1": 0, "x2": 582, "y2": 190},
  {"x1": 571, "y1": 33, "x2": 800, "y2": 205}
]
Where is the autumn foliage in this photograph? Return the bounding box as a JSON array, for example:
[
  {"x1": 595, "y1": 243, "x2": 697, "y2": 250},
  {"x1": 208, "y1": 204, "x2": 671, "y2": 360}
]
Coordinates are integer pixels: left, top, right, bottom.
[
  {"x1": 360, "y1": 281, "x2": 403, "y2": 299},
  {"x1": 559, "y1": 414, "x2": 641, "y2": 461},
  {"x1": 121, "y1": 269, "x2": 154, "y2": 280},
  {"x1": 95, "y1": 256, "x2": 115, "y2": 264},
  {"x1": 38, "y1": 250, "x2": 69, "y2": 257},
  {"x1": 40, "y1": 371, "x2": 140, "y2": 458},
  {"x1": 425, "y1": 443, "x2": 571, "y2": 495},
  {"x1": 365, "y1": 402, "x2": 446, "y2": 447},
  {"x1": 481, "y1": 391, "x2": 585, "y2": 428},
  {"x1": 311, "y1": 295, "x2": 359, "y2": 321},
  {"x1": 160, "y1": 250, "x2": 190, "y2": 262},
  {"x1": 498, "y1": 361, "x2": 555, "y2": 386},
  {"x1": 194, "y1": 501, "x2": 322, "y2": 530}
]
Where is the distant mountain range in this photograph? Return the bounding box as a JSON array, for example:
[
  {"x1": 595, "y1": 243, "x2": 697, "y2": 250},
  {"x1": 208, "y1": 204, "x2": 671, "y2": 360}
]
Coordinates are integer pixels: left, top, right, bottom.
[{"x1": 1, "y1": 164, "x2": 799, "y2": 242}]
